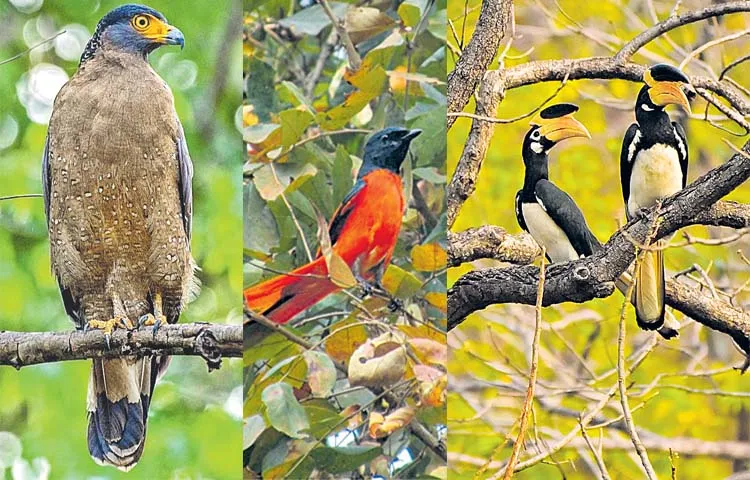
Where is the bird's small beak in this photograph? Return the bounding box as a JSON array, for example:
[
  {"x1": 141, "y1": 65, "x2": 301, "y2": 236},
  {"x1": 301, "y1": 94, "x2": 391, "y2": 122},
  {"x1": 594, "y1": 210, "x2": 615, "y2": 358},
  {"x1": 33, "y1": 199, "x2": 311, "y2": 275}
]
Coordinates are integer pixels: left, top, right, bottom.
[
  {"x1": 163, "y1": 26, "x2": 185, "y2": 49},
  {"x1": 649, "y1": 81, "x2": 691, "y2": 114},
  {"x1": 537, "y1": 116, "x2": 591, "y2": 142},
  {"x1": 403, "y1": 129, "x2": 422, "y2": 141}
]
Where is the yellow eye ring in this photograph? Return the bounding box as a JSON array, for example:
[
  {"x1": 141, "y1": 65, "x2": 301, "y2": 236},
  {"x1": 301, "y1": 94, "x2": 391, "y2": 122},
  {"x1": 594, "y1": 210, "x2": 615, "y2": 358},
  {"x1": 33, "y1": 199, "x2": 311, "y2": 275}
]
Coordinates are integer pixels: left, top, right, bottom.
[{"x1": 132, "y1": 14, "x2": 150, "y2": 31}]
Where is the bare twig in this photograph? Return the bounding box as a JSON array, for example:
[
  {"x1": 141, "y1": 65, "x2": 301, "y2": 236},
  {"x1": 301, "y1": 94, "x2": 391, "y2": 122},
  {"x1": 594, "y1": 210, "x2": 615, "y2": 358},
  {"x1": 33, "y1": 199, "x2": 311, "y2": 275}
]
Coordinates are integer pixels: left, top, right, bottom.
[
  {"x1": 318, "y1": 0, "x2": 361, "y2": 70},
  {"x1": 496, "y1": 250, "x2": 546, "y2": 480}
]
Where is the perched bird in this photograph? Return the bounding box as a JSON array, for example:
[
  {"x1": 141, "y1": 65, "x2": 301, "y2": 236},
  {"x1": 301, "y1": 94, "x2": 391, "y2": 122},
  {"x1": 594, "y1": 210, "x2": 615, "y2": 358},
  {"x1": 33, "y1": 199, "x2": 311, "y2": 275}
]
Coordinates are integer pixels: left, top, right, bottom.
[
  {"x1": 517, "y1": 104, "x2": 679, "y2": 339},
  {"x1": 244, "y1": 127, "x2": 421, "y2": 324},
  {"x1": 620, "y1": 64, "x2": 690, "y2": 333},
  {"x1": 43, "y1": 4, "x2": 195, "y2": 470},
  {"x1": 515, "y1": 103, "x2": 594, "y2": 263}
]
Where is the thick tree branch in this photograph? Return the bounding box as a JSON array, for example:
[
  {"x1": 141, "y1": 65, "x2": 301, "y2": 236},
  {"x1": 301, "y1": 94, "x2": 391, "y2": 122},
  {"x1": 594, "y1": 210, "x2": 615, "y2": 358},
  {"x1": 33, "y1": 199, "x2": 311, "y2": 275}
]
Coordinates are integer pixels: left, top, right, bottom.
[
  {"x1": 449, "y1": 141, "x2": 750, "y2": 338},
  {"x1": 0, "y1": 323, "x2": 241, "y2": 370},
  {"x1": 446, "y1": 69, "x2": 506, "y2": 228},
  {"x1": 448, "y1": 201, "x2": 750, "y2": 266},
  {"x1": 446, "y1": 0, "x2": 512, "y2": 131}
]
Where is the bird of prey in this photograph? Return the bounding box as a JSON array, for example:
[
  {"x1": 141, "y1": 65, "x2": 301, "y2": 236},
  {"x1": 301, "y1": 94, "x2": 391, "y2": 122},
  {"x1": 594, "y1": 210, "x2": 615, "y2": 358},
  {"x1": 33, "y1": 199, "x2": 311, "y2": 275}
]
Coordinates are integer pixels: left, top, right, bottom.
[
  {"x1": 244, "y1": 127, "x2": 421, "y2": 324},
  {"x1": 620, "y1": 64, "x2": 690, "y2": 333},
  {"x1": 43, "y1": 4, "x2": 195, "y2": 470},
  {"x1": 516, "y1": 103, "x2": 679, "y2": 339}
]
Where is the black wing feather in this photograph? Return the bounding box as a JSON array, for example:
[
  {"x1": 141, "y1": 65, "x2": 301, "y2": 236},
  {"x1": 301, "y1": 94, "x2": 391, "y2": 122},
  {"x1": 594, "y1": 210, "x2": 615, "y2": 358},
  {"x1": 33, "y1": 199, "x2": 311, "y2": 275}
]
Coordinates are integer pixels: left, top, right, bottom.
[
  {"x1": 534, "y1": 179, "x2": 599, "y2": 257},
  {"x1": 515, "y1": 190, "x2": 527, "y2": 232},
  {"x1": 619, "y1": 124, "x2": 639, "y2": 208},
  {"x1": 672, "y1": 122, "x2": 689, "y2": 188},
  {"x1": 176, "y1": 123, "x2": 193, "y2": 240},
  {"x1": 328, "y1": 178, "x2": 365, "y2": 246}
]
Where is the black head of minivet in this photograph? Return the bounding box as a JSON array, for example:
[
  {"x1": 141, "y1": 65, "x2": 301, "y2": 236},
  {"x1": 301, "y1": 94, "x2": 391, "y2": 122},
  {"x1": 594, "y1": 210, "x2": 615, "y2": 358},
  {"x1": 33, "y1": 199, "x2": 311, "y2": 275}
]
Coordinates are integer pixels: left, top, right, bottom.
[{"x1": 361, "y1": 127, "x2": 422, "y2": 175}]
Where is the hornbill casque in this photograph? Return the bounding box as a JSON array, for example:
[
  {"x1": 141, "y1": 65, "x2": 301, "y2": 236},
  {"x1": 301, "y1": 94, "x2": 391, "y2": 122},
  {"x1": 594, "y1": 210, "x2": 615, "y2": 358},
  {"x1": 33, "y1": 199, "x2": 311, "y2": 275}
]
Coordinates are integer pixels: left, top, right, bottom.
[
  {"x1": 516, "y1": 103, "x2": 679, "y2": 339},
  {"x1": 620, "y1": 64, "x2": 691, "y2": 334}
]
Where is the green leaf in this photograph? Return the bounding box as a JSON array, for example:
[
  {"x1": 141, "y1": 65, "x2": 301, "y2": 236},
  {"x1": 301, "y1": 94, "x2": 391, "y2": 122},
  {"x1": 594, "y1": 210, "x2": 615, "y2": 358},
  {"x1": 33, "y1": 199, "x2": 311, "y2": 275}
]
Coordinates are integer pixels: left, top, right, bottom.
[
  {"x1": 279, "y1": 109, "x2": 314, "y2": 147},
  {"x1": 278, "y1": 3, "x2": 348, "y2": 36},
  {"x1": 243, "y1": 415, "x2": 267, "y2": 449},
  {"x1": 303, "y1": 399, "x2": 343, "y2": 439},
  {"x1": 381, "y1": 264, "x2": 423, "y2": 298},
  {"x1": 309, "y1": 445, "x2": 383, "y2": 474},
  {"x1": 246, "y1": 58, "x2": 277, "y2": 122},
  {"x1": 332, "y1": 146, "x2": 354, "y2": 208},
  {"x1": 261, "y1": 383, "x2": 310, "y2": 439},
  {"x1": 243, "y1": 184, "x2": 279, "y2": 255},
  {"x1": 398, "y1": 0, "x2": 429, "y2": 28},
  {"x1": 252, "y1": 162, "x2": 318, "y2": 201},
  {"x1": 303, "y1": 351, "x2": 337, "y2": 397},
  {"x1": 278, "y1": 81, "x2": 314, "y2": 112}
]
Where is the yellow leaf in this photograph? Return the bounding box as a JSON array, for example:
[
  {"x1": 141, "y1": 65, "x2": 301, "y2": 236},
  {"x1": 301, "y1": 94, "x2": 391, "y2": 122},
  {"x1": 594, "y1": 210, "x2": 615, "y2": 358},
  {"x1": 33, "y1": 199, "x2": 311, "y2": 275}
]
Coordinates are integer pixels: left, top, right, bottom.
[
  {"x1": 381, "y1": 264, "x2": 422, "y2": 298},
  {"x1": 411, "y1": 243, "x2": 447, "y2": 271},
  {"x1": 424, "y1": 292, "x2": 447, "y2": 312},
  {"x1": 314, "y1": 206, "x2": 357, "y2": 288},
  {"x1": 324, "y1": 318, "x2": 369, "y2": 364}
]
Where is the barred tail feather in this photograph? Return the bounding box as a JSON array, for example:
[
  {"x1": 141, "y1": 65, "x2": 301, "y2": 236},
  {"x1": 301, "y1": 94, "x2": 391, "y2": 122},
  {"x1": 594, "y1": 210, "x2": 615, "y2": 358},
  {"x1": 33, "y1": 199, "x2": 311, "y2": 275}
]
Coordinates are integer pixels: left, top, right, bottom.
[{"x1": 87, "y1": 357, "x2": 158, "y2": 471}]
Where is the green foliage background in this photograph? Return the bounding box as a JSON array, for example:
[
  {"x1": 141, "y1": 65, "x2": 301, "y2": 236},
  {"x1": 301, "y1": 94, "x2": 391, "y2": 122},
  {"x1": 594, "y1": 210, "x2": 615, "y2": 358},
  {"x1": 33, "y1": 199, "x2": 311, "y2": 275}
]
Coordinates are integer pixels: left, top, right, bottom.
[
  {"x1": 448, "y1": 1, "x2": 750, "y2": 479},
  {"x1": 0, "y1": 1, "x2": 243, "y2": 478}
]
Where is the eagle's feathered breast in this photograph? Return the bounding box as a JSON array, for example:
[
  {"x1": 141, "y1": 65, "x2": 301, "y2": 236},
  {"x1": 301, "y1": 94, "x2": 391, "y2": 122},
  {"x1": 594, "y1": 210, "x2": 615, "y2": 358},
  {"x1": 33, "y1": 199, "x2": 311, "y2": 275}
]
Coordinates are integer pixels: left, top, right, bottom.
[{"x1": 47, "y1": 49, "x2": 191, "y2": 325}]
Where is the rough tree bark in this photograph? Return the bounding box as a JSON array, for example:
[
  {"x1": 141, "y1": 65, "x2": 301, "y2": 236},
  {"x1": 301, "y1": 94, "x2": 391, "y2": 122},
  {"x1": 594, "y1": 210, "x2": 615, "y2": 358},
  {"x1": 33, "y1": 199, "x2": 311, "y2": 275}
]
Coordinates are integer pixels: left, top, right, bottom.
[{"x1": 0, "y1": 323, "x2": 242, "y2": 370}]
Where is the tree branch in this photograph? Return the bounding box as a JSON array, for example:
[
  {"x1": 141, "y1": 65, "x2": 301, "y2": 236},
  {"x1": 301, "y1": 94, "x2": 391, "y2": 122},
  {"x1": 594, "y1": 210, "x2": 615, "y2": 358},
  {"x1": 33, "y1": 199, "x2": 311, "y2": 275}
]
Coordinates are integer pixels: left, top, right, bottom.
[
  {"x1": 0, "y1": 323, "x2": 241, "y2": 370},
  {"x1": 446, "y1": 0, "x2": 512, "y2": 131},
  {"x1": 448, "y1": 141, "x2": 750, "y2": 345},
  {"x1": 448, "y1": 201, "x2": 750, "y2": 267}
]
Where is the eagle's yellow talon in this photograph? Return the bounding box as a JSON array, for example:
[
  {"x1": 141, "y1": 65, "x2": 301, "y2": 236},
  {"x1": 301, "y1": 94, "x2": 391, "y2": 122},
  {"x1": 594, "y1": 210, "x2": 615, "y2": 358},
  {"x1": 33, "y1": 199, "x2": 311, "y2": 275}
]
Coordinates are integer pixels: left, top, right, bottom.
[{"x1": 86, "y1": 315, "x2": 129, "y2": 335}]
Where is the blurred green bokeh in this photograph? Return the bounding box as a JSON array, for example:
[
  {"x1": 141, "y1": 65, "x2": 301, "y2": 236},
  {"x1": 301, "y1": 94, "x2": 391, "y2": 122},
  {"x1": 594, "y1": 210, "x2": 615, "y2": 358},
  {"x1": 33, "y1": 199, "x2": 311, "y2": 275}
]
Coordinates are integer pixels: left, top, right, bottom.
[{"x1": 0, "y1": 0, "x2": 242, "y2": 478}]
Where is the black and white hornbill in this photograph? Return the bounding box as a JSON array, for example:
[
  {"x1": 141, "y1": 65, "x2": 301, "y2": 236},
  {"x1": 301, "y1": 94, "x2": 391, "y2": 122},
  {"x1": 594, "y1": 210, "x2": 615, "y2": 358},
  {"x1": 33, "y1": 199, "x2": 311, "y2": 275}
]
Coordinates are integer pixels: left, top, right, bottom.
[
  {"x1": 515, "y1": 104, "x2": 597, "y2": 263},
  {"x1": 517, "y1": 103, "x2": 680, "y2": 339},
  {"x1": 620, "y1": 64, "x2": 691, "y2": 334}
]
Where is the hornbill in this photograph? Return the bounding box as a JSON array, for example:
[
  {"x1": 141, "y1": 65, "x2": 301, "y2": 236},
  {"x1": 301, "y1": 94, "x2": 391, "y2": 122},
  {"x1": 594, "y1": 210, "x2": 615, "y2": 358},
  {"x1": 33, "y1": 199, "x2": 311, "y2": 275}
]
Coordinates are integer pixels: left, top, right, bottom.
[
  {"x1": 517, "y1": 103, "x2": 679, "y2": 339},
  {"x1": 620, "y1": 64, "x2": 691, "y2": 334},
  {"x1": 515, "y1": 103, "x2": 595, "y2": 263}
]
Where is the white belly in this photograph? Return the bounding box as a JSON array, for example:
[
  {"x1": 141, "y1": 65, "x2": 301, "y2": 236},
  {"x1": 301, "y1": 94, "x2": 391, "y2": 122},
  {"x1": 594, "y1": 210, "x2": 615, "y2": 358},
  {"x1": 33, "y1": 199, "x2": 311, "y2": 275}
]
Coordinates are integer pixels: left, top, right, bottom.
[
  {"x1": 628, "y1": 145, "x2": 683, "y2": 217},
  {"x1": 522, "y1": 203, "x2": 579, "y2": 263}
]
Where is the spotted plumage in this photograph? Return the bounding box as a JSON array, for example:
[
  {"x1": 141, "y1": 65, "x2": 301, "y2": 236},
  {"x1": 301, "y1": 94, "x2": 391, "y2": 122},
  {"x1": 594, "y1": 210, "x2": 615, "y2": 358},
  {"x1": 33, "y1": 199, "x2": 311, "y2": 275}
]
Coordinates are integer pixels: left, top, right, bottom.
[{"x1": 43, "y1": 4, "x2": 193, "y2": 470}]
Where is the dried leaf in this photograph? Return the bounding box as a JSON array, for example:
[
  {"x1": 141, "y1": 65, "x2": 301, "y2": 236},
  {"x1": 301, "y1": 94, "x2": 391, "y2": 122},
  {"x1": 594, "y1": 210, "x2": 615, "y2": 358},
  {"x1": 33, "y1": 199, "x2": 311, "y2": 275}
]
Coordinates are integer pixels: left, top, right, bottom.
[
  {"x1": 345, "y1": 7, "x2": 395, "y2": 44},
  {"x1": 424, "y1": 291, "x2": 447, "y2": 312},
  {"x1": 414, "y1": 365, "x2": 446, "y2": 407},
  {"x1": 348, "y1": 332, "x2": 406, "y2": 388},
  {"x1": 369, "y1": 407, "x2": 416, "y2": 438},
  {"x1": 408, "y1": 338, "x2": 447, "y2": 366}
]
